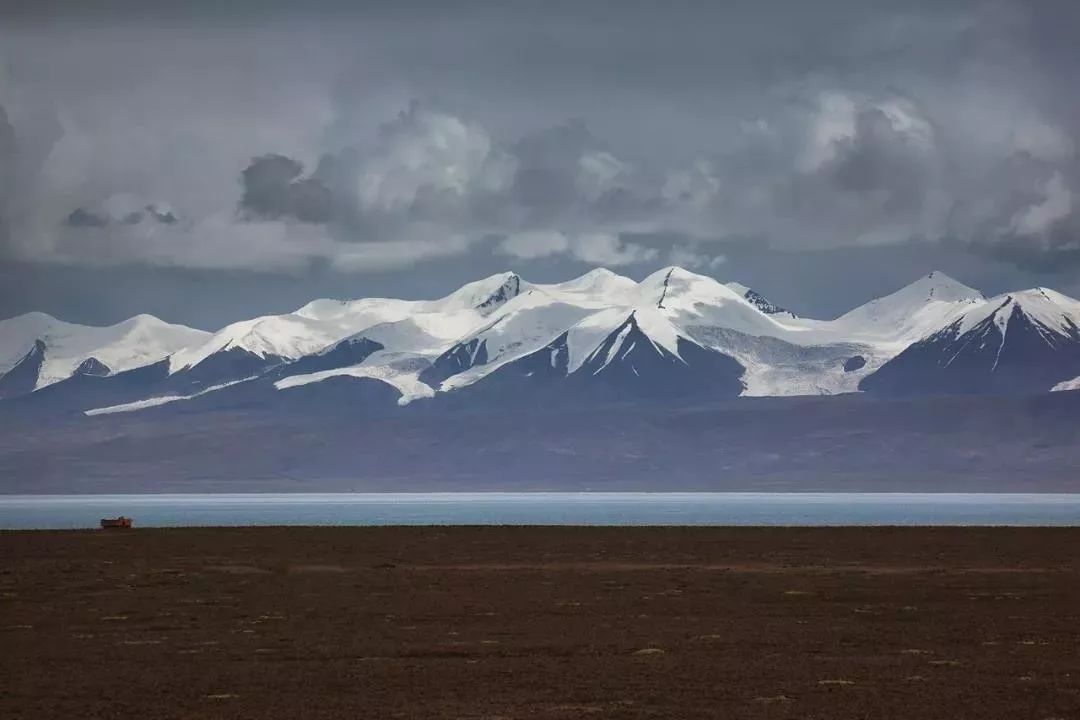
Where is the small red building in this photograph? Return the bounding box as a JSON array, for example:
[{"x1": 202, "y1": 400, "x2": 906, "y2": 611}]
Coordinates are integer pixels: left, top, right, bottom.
[{"x1": 99, "y1": 516, "x2": 133, "y2": 529}]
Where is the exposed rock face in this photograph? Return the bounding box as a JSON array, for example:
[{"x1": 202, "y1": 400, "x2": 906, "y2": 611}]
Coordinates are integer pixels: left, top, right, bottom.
[{"x1": 0, "y1": 340, "x2": 46, "y2": 399}]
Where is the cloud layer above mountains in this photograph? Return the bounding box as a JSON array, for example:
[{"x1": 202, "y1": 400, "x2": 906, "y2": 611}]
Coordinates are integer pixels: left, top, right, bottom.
[{"x1": 1, "y1": 0, "x2": 1078, "y2": 278}]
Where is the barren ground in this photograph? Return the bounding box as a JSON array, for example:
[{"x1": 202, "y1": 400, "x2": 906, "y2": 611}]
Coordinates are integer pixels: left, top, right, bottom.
[{"x1": 3, "y1": 526, "x2": 1080, "y2": 719}]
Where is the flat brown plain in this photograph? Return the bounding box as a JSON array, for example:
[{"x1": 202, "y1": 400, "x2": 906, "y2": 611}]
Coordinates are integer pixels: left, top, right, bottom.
[{"x1": 2, "y1": 527, "x2": 1080, "y2": 719}]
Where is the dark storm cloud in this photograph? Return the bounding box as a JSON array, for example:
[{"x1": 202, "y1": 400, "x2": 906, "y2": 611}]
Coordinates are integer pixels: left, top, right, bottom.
[
  {"x1": 0, "y1": 104, "x2": 14, "y2": 249},
  {"x1": 147, "y1": 205, "x2": 178, "y2": 224},
  {"x1": 821, "y1": 106, "x2": 932, "y2": 214},
  {"x1": 504, "y1": 119, "x2": 663, "y2": 228},
  {"x1": 64, "y1": 208, "x2": 109, "y2": 228},
  {"x1": 63, "y1": 203, "x2": 180, "y2": 228},
  {"x1": 0, "y1": 91, "x2": 65, "y2": 259},
  {"x1": 695, "y1": 93, "x2": 947, "y2": 248},
  {"x1": 944, "y1": 149, "x2": 1079, "y2": 269},
  {"x1": 239, "y1": 155, "x2": 304, "y2": 219},
  {"x1": 239, "y1": 155, "x2": 334, "y2": 224},
  {"x1": 2, "y1": 0, "x2": 1080, "y2": 327},
  {"x1": 509, "y1": 121, "x2": 595, "y2": 218},
  {"x1": 225, "y1": 105, "x2": 667, "y2": 269}
]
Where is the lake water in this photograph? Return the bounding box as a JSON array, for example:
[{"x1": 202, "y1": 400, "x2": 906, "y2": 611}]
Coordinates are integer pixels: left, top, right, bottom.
[{"x1": 2, "y1": 493, "x2": 1080, "y2": 529}]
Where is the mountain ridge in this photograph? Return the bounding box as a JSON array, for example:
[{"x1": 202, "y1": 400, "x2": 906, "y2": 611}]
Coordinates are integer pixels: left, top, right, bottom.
[{"x1": 3, "y1": 267, "x2": 1079, "y2": 411}]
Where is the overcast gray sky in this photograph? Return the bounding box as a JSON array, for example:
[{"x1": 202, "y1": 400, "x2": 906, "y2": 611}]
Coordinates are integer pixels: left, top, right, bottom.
[{"x1": 1, "y1": 0, "x2": 1078, "y2": 328}]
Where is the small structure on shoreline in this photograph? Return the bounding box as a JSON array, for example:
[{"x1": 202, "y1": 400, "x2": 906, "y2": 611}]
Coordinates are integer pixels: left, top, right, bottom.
[{"x1": 100, "y1": 516, "x2": 133, "y2": 529}]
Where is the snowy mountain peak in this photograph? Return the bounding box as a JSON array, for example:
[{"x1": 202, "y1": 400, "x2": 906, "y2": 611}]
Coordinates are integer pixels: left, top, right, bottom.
[
  {"x1": 578, "y1": 310, "x2": 686, "y2": 376},
  {"x1": 0, "y1": 311, "x2": 209, "y2": 394},
  {"x1": 956, "y1": 286, "x2": 1080, "y2": 338},
  {"x1": 631, "y1": 267, "x2": 801, "y2": 343},
  {"x1": 626, "y1": 307, "x2": 687, "y2": 358},
  {"x1": 9, "y1": 310, "x2": 57, "y2": 323},
  {"x1": 744, "y1": 289, "x2": 796, "y2": 318},
  {"x1": 907, "y1": 271, "x2": 984, "y2": 303},
  {"x1": 833, "y1": 271, "x2": 985, "y2": 345},
  {"x1": 861, "y1": 282, "x2": 1080, "y2": 396},
  {"x1": 646, "y1": 265, "x2": 716, "y2": 287},
  {"x1": 536, "y1": 268, "x2": 639, "y2": 306},
  {"x1": 564, "y1": 306, "x2": 687, "y2": 374},
  {"x1": 724, "y1": 282, "x2": 796, "y2": 318},
  {"x1": 0, "y1": 339, "x2": 47, "y2": 399},
  {"x1": 0, "y1": 311, "x2": 60, "y2": 336},
  {"x1": 438, "y1": 271, "x2": 526, "y2": 314},
  {"x1": 168, "y1": 315, "x2": 328, "y2": 373},
  {"x1": 640, "y1": 266, "x2": 744, "y2": 310},
  {"x1": 556, "y1": 267, "x2": 629, "y2": 291},
  {"x1": 577, "y1": 267, "x2": 621, "y2": 280},
  {"x1": 1010, "y1": 287, "x2": 1079, "y2": 307},
  {"x1": 475, "y1": 272, "x2": 523, "y2": 315},
  {"x1": 658, "y1": 265, "x2": 712, "y2": 278},
  {"x1": 121, "y1": 313, "x2": 166, "y2": 326}
]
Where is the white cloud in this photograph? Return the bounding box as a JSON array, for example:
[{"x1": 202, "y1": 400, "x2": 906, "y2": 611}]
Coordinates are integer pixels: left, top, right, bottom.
[
  {"x1": 668, "y1": 245, "x2": 726, "y2": 270},
  {"x1": 662, "y1": 159, "x2": 720, "y2": 209},
  {"x1": 39, "y1": 214, "x2": 475, "y2": 273},
  {"x1": 576, "y1": 151, "x2": 631, "y2": 200},
  {"x1": 572, "y1": 232, "x2": 658, "y2": 266},
  {"x1": 800, "y1": 92, "x2": 934, "y2": 174},
  {"x1": 740, "y1": 118, "x2": 772, "y2": 136},
  {"x1": 800, "y1": 92, "x2": 859, "y2": 172},
  {"x1": 330, "y1": 235, "x2": 474, "y2": 272},
  {"x1": 1011, "y1": 172, "x2": 1072, "y2": 236},
  {"x1": 13, "y1": 82, "x2": 1079, "y2": 276},
  {"x1": 875, "y1": 98, "x2": 934, "y2": 150},
  {"x1": 356, "y1": 104, "x2": 516, "y2": 214},
  {"x1": 499, "y1": 230, "x2": 570, "y2": 259},
  {"x1": 499, "y1": 229, "x2": 657, "y2": 267},
  {"x1": 1010, "y1": 118, "x2": 1075, "y2": 162}
]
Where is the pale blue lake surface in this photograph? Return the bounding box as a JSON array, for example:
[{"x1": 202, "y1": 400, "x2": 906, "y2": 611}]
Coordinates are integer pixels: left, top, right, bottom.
[{"x1": 3, "y1": 493, "x2": 1080, "y2": 529}]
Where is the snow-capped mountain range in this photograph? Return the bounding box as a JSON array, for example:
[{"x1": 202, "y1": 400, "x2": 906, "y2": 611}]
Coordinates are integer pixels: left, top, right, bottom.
[
  {"x1": 3, "y1": 267, "x2": 1080, "y2": 415},
  {"x1": 0, "y1": 313, "x2": 208, "y2": 399}
]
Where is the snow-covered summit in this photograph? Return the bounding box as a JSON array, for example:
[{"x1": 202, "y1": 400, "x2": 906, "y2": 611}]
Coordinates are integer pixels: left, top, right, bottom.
[
  {"x1": 436, "y1": 271, "x2": 526, "y2": 314},
  {"x1": 435, "y1": 267, "x2": 769, "y2": 392},
  {"x1": 170, "y1": 272, "x2": 529, "y2": 374},
  {"x1": 860, "y1": 283, "x2": 1080, "y2": 397},
  {"x1": 636, "y1": 266, "x2": 800, "y2": 341},
  {"x1": 168, "y1": 315, "x2": 336, "y2": 372},
  {"x1": 640, "y1": 266, "x2": 745, "y2": 308},
  {"x1": 572, "y1": 305, "x2": 687, "y2": 373},
  {"x1": 724, "y1": 282, "x2": 796, "y2": 318},
  {"x1": 832, "y1": 271, "x2": 985, "y2": 346},
  {"x1": 952, "y1": 287, "x2": 1080, "y2": 338},
  {"x1": 294, "y1": 271, "x2": 526, "y2": 324},
  {"x1": 534, "y1": 268, "x2": 639, "y2": 306},
  {"x1": 0, "y1": 311, "x2": 208, "y2": 390}
]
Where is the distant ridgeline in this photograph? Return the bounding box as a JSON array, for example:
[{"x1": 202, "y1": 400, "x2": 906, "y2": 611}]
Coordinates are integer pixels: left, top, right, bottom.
[{"x1": 2, "y1": 267, "x2": 1080, "y2": 417}]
